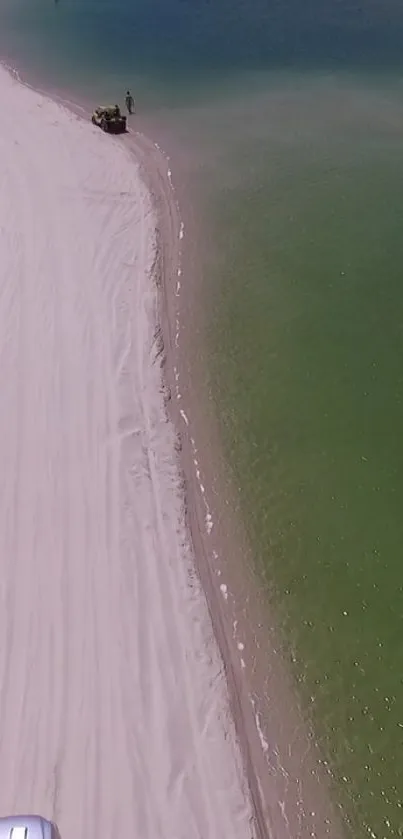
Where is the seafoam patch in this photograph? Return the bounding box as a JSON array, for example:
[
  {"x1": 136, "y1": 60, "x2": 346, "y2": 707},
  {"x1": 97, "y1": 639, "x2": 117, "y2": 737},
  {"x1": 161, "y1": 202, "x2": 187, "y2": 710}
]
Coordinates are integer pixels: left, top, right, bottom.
[
  {"x1": 250, "y1": 698, "x2": 269, "y2": 754},
  {"x1": 205, "y1": 512, "x2": 213, "y2": 535}
]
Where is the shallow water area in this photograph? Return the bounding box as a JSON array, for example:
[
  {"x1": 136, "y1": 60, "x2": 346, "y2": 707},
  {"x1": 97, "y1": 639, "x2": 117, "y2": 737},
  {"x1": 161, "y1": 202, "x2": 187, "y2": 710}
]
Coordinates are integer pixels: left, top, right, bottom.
[{"x1": 203, "y1": 75, "x2": 403, "y2": 839}]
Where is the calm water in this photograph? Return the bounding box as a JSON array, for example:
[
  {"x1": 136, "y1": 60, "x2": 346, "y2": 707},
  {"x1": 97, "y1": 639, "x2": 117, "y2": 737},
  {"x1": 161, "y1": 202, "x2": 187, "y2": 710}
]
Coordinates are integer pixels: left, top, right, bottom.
[{"x1": 1, "y1": 2, "x2": 403, "y2": 837}]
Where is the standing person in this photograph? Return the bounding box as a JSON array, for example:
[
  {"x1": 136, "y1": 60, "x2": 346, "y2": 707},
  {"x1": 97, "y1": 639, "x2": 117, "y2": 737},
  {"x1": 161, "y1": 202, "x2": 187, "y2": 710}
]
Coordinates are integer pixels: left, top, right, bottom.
[{"x1": 125, "y1": 90, "x2": 135, "y2": 115}]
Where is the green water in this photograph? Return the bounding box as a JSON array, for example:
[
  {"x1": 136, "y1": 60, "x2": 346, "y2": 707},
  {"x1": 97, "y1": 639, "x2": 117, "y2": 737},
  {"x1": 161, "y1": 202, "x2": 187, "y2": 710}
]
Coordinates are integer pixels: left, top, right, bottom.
[
  {"x1": 1, "y1": 3, "x2": 403, "y2": 837},
  {"x1": 205, "y1": 80, "x2": 403, "y2": 838}
]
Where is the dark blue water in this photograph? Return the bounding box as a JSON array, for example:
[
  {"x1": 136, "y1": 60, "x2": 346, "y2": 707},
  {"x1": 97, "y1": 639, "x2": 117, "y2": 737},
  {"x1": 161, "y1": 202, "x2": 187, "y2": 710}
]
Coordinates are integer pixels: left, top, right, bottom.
[{"x1": 2, "y1": 0, "x2": 403, "y2": 96}]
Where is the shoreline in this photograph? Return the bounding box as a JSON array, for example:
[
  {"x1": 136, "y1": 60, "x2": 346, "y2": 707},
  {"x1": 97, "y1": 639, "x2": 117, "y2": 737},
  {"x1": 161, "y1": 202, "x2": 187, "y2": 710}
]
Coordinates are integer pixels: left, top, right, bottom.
[
  {"x1": 0, "y1": 59, "x2": 347, "y2": 839},
  {"x1": 131, "y1": 113, "x2": 350, "y2": 839},
  {"x1": 102, "y1": 102, "x2": 349, "y2": 839},
  {"x1": 132, "y1": 98, "x2": 348, "y2": 839}
]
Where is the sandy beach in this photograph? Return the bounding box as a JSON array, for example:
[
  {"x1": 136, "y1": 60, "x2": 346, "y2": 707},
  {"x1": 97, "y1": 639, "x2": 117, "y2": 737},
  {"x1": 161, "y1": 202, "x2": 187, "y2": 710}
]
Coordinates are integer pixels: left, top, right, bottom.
[{"x1": 0, "y1": 65, "x2": 255, "y2": 839}]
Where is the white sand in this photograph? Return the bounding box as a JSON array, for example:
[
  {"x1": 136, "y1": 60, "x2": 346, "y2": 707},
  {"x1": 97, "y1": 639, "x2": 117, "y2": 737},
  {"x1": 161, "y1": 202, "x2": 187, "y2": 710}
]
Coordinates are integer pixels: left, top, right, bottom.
[{"x1": 0, "y1": 66, "x2": 254, "y2": 839}]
